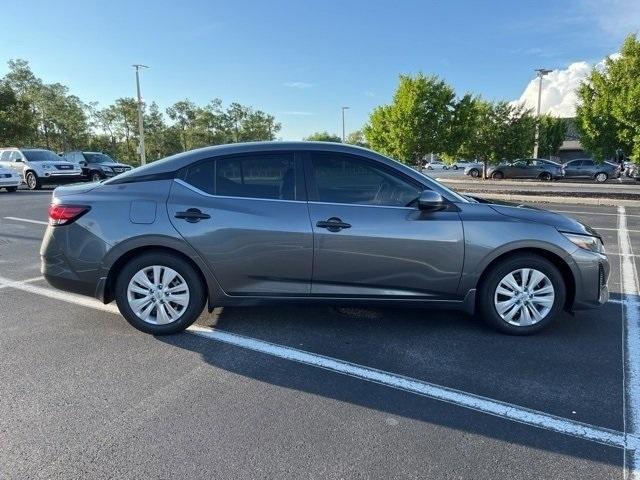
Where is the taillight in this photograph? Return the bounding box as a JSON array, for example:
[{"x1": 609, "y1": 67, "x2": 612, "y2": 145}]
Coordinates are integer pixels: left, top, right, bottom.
[{"x1": 48, "y1": 204, "x2": 90, "y2": 226}]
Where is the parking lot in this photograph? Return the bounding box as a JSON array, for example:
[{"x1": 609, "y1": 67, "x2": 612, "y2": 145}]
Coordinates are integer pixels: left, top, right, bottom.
[{"x1": 1, "y1": 189, "x2": 639, "y2": 479}]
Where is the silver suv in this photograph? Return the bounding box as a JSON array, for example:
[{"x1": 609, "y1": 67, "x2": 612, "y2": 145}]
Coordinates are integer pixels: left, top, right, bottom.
[
  {"x1": 0, "y1": 147, "x2": 83, "y2": 190},
  {"x1": 41, "y1": 142, "x2": 609, "y2": 336}
]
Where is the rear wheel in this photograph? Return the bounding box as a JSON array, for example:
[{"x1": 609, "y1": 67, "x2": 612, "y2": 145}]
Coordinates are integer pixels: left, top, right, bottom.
[
  {"x1": 491, "y1": 171, "x2": 504, "y2": 180},
  {"x1": 5, "y1": 186, "x2": 17, "y2": 192},
  {"x1": 469, "y1": 168, "x2": 480, "y2": 178},
  {"x1": 115, "y1": 252, "x2": 206, "y2": 334},
  {"x1": 538, "y1": 171, "x2": 552, "y2": 181},
  {"x1": 478, "y1": 254, "x2": 566, "y2": 335},
  {"x1": 595, "y1": 172, "x2": 608, "y2": 183},
  {"x1": 25, "y1": 171, "x2": 41, "y2": 190}
]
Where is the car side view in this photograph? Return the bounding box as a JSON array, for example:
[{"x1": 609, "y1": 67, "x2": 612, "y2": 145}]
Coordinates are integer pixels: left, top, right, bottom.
[
  {"x1": 40, "y1": 142, "x2": 609, "y2": 336},
  {"x1": 562, "y1": 158, "x2": 621, "y2": 182},
  {"x1": 486, "y1": 158, "x2": 564, "y2": 181}
]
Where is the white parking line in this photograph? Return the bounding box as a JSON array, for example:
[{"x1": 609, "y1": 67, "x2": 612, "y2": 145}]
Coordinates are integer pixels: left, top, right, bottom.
[
  {"x1": 4, "y1": 216, "x2": 48, "y2": 226},
  {"x1": 0, "y1": 273, "x2": 628, "y2": 451},
  {"x1": 0, "y1": 276, "x2": 43, "y2": 290},
  {"x1": 599, "y1": 227, "x2": 640, "y2": 234},
  {"x1": 618, "y1": 206, "x2": 640, "y2": 479}
]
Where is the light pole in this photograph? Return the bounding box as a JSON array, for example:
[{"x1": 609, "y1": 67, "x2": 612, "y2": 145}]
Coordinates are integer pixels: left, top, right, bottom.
[
  {"x1": 341, "y1": 106, "x2": 350, "y2": 142},
  {"x1": 533, "y1": 68, "x2": 552, "y2": 159},
  {"x1": 133, "y1": 64, "x2": 149, "y2": 165}
]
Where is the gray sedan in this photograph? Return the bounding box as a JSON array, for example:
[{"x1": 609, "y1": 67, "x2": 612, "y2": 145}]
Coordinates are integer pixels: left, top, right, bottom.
[
  {"x1": 562, "y1": 159, "x2": 621, "y2": 182},
  {"x1": 40, "y1": 142, "x2": 609, "y2": 336},
  {"x1": 487, "y1": 159, "x2": 564, "y2": 181}
]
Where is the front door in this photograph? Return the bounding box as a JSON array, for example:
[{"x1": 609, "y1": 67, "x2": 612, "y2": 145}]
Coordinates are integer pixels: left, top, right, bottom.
[
  {"x1": 305, "y1": 152, "x2": 464, "y2": 298},
  {"x1": 167, "y1": 152, "x2": 313, "y2": 296}
]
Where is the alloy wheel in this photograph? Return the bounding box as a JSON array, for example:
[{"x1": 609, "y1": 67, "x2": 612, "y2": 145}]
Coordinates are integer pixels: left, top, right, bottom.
[
  {"x1": 596, "y1": 173, "x2": 607, "y2": 182},
  {"x1": 493, "y1": 268, "x2": 555, "y2": 326},
  {"x1": 26, "y1": 173, "x2": 36, "y2": 189},
  {"x1": 126, "y1": 265, "x2": 190, "y2": 325}
]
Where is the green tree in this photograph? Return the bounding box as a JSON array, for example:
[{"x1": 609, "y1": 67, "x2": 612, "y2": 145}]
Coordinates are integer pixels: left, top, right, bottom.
[
  {"x1": 577, "y1": 34, "x2": 640, "y2": 163},
  {"x1": 346, "y1": 130, "x2": 369, "y2": 148},
  {"x1": 304, "y1": 131, "x2": 342, "y2": 142},
  {"x1": 537, "y1": 115, "x2": 567, "y2": 158},
  {"x1": 364, "y1": 73, "x2": 456, "y2": 164},
  {"x1": 0, "y1": 82, "x2": 33, "y2": 145}
]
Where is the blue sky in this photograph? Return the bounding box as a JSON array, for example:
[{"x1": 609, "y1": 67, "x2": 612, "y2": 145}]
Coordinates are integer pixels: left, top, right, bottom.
[{"x1": 1, "y1": 0, "x2": 637, "y2": 139}]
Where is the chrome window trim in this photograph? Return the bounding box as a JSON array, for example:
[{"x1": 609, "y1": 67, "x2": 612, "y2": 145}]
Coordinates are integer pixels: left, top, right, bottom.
[
  {"x1": 174, "y1": 178, "x2": 306, "y2": 204},
  {"x1": 307, "y1": 200, "x2": 418, "y2": 211}
]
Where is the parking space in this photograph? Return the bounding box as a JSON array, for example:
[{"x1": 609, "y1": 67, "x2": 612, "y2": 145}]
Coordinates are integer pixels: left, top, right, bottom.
[{"x1": 0, "y1": 192, "x2": 637, "y2": 479}]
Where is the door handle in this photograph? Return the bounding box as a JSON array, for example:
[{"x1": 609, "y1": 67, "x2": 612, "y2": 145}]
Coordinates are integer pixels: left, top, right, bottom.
[
  {"x1": 174, "y1": 208, "x2": 211, "y2": 223},
  {"x1": 316, "y1": 217, "x2": 351, "y2": 232}
]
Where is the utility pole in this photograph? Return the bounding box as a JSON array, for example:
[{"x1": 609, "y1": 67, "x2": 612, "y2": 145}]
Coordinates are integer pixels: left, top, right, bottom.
[
  {"x1": 533, "y1": 68, "x2": 552, "y2": 158},
  {"x1": 341, "y1": 106, "x2": 350, "y2": 142},
  {"x1": 133, "y1": 64, "x2": 149, "y2": 165}
]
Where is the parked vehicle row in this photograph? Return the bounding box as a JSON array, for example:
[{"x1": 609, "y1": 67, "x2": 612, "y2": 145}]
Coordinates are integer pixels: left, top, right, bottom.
[
  {"x1": 425, "y1": 159, "x2": 475, "y2": 170},
  {"x1": 0, "y1": 147, "x2": 132, "y2": 191},
  {"x1": 463, "y1": 158, "x2": 623, "y2": 182}
]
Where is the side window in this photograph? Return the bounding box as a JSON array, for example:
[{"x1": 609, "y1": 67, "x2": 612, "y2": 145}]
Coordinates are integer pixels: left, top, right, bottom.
[
  {"x1": 310, "y1": 153, "x2": 421, "y2": 207},
  {"x1": 582, "y1": 160, "x2": 594, "y2": 167},
  {"x1": 0, "y1": 151, "x2": 10, "y2": 161},
  {"x1": 9, "y1": 151, "x2": 21, "y2": 161},
  {"x1": 512, "y1": 160, "x2": 526, "y2": 167},
  {"x1": 182, "y1": 153, "x2": 296, "y2": 200}
]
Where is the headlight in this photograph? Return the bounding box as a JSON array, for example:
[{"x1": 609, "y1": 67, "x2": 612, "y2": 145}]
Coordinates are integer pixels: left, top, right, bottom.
[
  {"x1": 42, "y1": 164, "x2": 53, "y2": 170},
  {"x1": 562, "y1": 232, "x2": 605, "y2": 254},
  {"x1": 100, "y1": 166, "x2": 113, "y2": 172}
]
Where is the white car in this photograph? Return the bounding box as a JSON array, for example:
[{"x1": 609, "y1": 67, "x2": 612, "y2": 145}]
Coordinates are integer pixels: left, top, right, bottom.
[
  {"x1": 0, "y1": 147, "x2": 83, "y2": 190},
  {"x1": 0, "y1": 165, "x2": 20, "y2": 192},
  {"x1": 449, "y1": 159, "x2": 477, "y2": 170},
  {"x1": 425, "y1": 160, "x2": 448, "y2": 170}
]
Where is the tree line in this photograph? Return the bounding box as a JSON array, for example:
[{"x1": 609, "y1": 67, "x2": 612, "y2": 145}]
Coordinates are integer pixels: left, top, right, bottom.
[{"x1": 0, "y1": 59, "x2": 280, "y2": 165}]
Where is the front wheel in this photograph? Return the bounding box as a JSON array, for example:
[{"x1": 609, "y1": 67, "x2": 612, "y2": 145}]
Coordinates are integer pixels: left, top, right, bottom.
[
  {"x1": 25, "y1": 171, "x2": 41, "y2": 190},
  {"x1": 91, "y1": 171, "x2": 102, "y2": 182},
  {"x1": 478, "y1": 254, "x2": 566, "y2": 335},
  {"x1": 595, "y1": 172, "x2": 608, "y2": 183},
  {"x1": 452, "y1": 165, "x2": 459, "y2": 170},
  {"x1": 469, "y1": 168, "x2": 480, "y2": 178},
  {"x1": 539, "y1": 172, "x2": 552, "y2": 182},
  {"x1": 491, "y1": 171, "x2": 504, "y2": 180},
  {"x1": 115, "y1": 252, "x2": 206, "y2": 334}
]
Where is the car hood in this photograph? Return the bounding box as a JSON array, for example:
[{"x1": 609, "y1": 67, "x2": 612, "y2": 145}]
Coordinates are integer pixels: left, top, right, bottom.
[
  {"x1": 99, "y1": 162, "x2": 130, "y2": 168},
  {"x1": 488, "y1": 203, "x2": 600, "y2": 237}
]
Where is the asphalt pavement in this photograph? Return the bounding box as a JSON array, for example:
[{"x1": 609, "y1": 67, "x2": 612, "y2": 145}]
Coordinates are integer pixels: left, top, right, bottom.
[{"x1": 1, "y1": 188, "x2": 639, "y2": 479}]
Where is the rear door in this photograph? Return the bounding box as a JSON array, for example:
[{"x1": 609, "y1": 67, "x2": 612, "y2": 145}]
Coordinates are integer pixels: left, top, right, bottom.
[
  {"x1": 305, "y1": 152, "x2": 464, "y2": 298},
  {"x1": 167, "y1": 152, "x2": 313, "y2": 295},
  {"x1": 563, "y1": 160, "x2": 582, "y2": 178}
]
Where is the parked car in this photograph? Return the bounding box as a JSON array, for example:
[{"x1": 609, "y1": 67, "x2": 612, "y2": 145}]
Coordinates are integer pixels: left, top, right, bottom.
[
  {"x1": 0, "y1": 147, "x2": 83, "y2": 190},
  {"x1": 449, "y1": 159, "x2": 476, "y2": 170},
  {"x1": 425, "y1": 159, "x2": 447, "y2": 170},
  {"x1": 0, "y1": 165, "x2": 21, "y2": 192},
  {"x1": 487, "y1": 159, "x2": 564, "y2": 181},
  {"x1": 41, "y1": 142, "x2": 609, "y2": 336},
  {"x1": 61, "y1": 151, "x2": 133, "y2": 182},
  {"x1": 562, "y1": 159, "x2": 621, "y2": 182},
  {"x1": 463, "y1": 162, "x2": 484, "y2": 178}
]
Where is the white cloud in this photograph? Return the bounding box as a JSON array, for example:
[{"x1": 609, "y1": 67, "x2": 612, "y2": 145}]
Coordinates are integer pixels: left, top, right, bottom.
[
  {"x1": 512, "y1": 61, "x2": 593, "y2": 117},
  {"x1": 283, "y1": 81, "x2": 314, "y2": 89}
]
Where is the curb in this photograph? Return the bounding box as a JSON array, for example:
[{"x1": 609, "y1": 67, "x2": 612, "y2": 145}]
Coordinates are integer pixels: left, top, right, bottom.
[
  {"x1": 439, "y1": 177, "x2": 639, "y2": 190},
  {"x1": 467, "y1": 192, "x2": 640, "y2": 207}
]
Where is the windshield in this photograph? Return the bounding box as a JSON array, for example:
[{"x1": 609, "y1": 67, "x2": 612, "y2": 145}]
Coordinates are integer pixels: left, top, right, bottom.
[
  {"x1": 84, "y1": 153, "x2": 116, "y2": 164},
  {"x1": 22, "y1": 150, "x2": 62, "y2": 162}
]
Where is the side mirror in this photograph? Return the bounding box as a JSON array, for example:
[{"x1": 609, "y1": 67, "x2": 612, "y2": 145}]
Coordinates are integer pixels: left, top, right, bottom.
[
  {"x1": 418, "y1": 190, "x2": 445, "y2": 211},
  {"x1": 14, "y1": 158, "x2": 22, "y2": 163}
]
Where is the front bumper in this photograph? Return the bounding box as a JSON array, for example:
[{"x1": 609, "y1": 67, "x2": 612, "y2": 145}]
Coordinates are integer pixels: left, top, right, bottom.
[
  {"x1": 571, "y1": 248, "x2": 610, "y2": 310},
  {"x1": 0, "y1": 177, "x2": 21, "y2": 187},
  {"x1": 40, "y1": 171, "x2": 84, "y2": 183}
]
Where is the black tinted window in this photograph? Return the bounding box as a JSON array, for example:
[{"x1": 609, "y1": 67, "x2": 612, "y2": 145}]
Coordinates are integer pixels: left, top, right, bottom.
[
  {"x1": 183, "y1": 153, "x2": 296, "y2": 200},
  {"x1": 311, "y1": 153, "x2": 420, "y2": 207},
  {"x1": 582, "y1": 160, "x2": 594, "y2": 167}
]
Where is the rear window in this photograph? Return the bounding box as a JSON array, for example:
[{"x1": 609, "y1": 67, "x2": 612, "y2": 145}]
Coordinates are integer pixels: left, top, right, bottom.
[{"x1": 182, "y1": 153, "x2": 296, "y2": 201}]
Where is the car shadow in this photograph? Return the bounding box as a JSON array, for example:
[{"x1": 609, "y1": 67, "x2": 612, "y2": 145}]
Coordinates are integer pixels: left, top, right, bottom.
[{"x1": 157, "y1": 300, "x2": 626, "y2": 467}]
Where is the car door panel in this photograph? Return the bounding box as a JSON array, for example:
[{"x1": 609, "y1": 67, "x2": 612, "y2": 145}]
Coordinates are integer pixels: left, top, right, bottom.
[
  {"x1": 306, "y1": 152, "x2": 464, "y2": 298},
  {"x1": 309, "y1": 203, "x2": 464, "y2": 297},
  {"x1": 167, "y1": 154, "x2": 313, "y2": 296}
]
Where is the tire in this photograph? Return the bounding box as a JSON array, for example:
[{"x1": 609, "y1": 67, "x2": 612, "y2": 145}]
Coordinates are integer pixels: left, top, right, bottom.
[
  {"x1": 443, "y1": 166, "x2": 448, "y2": 170},
  {"x1": 491, "y1": 171, "x2": 504, "y2": 180},
  {"x1": 452, "y1": 165, "x2": 459, "y2": 170},
  {"x1": 114, "y1": 251, "x2": 206, "y2": 335},
  {"x1": 427, "y1": 165, "x2": 433, "y2": 170},
  {"x1": 538, "y1": 172, "x2": 552, "y2": 182},
  {"x1": 91, "y1": 171, "x2": 102, "y2": 182},
  {"x1": 595, "y1": 172, "x2": 608, "y2": 183},
  {"x1": 5, "y1": 186, "x2": 17, "y2": 192},
  {"x1": 25, "y1": 171, "x2": 41, "y2": 190},
  {"x1": 478, "y1": 254, "x2": 566, "y2": 335},
  {"x1": 469, "y1": 168, "x2": 480, "y2": 178}
]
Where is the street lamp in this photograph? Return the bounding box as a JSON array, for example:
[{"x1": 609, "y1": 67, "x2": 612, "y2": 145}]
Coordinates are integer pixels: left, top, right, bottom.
[
  {"x1": 341, "y1": 106, "x2": 350, "y2": 143},
  {"x1": 133, "y1": 64, "x2": 149, "y2": 165},
  {"x1": 533, "y1": 68, "x2": 552, "y2": 159}
]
